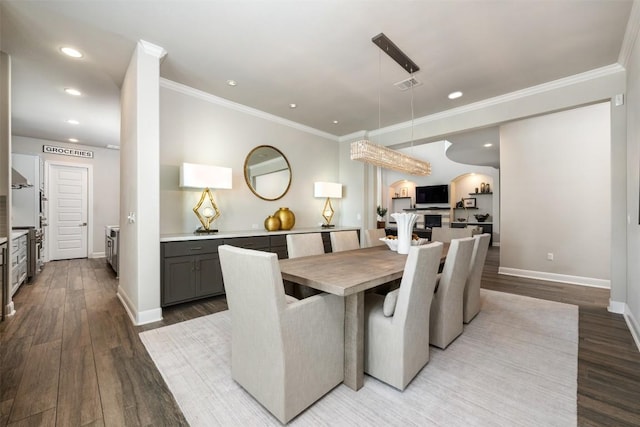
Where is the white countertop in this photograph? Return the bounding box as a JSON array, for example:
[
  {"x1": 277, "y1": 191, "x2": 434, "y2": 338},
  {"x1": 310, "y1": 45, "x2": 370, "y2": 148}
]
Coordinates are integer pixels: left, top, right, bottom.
[
  {"x1": 0, "y1": 230, "x2": 31, "y2": 245},
  {"x1": 160, "y1": 226, "x2": 360, "y2": 242},
  {"x1": 12, "y1": 230, "x2": 29, "y2": 239}
]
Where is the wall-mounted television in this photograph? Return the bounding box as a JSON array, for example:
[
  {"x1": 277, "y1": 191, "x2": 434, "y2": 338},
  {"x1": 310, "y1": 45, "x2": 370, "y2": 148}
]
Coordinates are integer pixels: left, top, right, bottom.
[{"x1": 416, "y1": 184, "x2": 449, "y2": 204}]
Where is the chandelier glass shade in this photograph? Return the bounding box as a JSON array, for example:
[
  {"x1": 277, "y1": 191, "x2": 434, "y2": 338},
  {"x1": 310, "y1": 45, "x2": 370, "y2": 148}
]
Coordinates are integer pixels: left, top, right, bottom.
[{"x1": 350, "y1": 139, "x2": 431, "y2": 176}]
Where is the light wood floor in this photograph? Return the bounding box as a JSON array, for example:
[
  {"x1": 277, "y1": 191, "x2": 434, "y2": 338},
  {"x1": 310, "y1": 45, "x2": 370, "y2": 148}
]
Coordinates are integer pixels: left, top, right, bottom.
[{"x1": 1, "y1": 247, "x2": 639, "y2": 426}]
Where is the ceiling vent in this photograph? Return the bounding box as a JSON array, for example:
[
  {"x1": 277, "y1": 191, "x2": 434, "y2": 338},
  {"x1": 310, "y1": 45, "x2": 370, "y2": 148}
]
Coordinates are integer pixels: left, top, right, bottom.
[{"x1": 394, "y1": 76, "x2": 422, "y2": 91}]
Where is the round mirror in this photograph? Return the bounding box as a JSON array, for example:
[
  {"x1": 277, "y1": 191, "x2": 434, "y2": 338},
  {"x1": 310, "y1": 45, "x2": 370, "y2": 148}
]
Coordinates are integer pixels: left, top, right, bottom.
[{"x1": 244, "y1": 145, "x2": 292, "y2": 201}]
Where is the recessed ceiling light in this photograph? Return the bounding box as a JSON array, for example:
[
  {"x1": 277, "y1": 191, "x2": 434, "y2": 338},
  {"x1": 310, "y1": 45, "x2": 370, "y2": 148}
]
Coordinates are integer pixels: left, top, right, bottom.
[
  {"x1": 332, "y1": 120, "x2": 339, "y2": 124},
  {"x1": 483, "y1": 143, "x2": 493, "y2": 147},
  {"x1": 66, "y1": 119, "x2": 80, "y2": 125},
  {"x1": 226, "y1": 80, "x2": 237, "y2": 86},
  {"x1": 448, "y1": 91, "x2": 463, "y2": 100},
  {"x1": 289, "y1": 103, "x2": 297, "y2": 109},
  {"x1": 64, "y1": 88, "x2": 82, "y2": 96},
  {"x1": 60, "y1": 47, "x2": 83, "y2": 58},
  {"x1": 68, "y1": 138, "x2": 79, "y2": 143}
]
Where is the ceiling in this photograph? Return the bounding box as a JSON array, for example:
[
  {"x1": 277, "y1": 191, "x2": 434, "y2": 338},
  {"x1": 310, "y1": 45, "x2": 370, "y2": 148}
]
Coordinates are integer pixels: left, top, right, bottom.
[{"x1": 0, "y1": 1, "x2": 633, "y2": 167}]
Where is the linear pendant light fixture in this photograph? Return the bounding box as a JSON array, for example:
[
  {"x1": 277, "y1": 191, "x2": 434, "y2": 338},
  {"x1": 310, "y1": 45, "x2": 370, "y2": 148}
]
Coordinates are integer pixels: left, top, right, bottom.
[{"x1": 350, "y1": 33, "x2": 431, "y2": 177}]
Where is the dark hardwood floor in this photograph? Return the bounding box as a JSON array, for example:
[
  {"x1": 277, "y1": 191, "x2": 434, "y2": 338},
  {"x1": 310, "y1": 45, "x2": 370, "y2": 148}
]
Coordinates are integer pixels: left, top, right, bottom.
[{"x1": 1, "y1": 247, "x2": 638, "y2": 426}]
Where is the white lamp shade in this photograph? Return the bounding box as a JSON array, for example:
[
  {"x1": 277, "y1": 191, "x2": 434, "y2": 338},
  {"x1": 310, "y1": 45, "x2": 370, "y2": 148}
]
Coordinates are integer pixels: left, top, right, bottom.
[
  {"x1": 314, "y1": 182, "x2": 342, "y2": 198},
  {"x1": 180, "y1": 163, "x2": 232, "y2": 189}
]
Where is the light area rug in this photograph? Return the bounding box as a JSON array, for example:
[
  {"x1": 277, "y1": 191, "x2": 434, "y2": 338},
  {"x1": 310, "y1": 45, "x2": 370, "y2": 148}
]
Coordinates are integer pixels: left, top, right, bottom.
[{"x1": 140, "y1": 290, "x2": 578, "y2": 426}]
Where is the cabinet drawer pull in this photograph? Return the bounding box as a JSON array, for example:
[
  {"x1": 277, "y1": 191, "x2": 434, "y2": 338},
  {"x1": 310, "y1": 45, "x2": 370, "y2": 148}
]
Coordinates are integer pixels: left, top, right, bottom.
[{"x1": 190, "y1": 247, "x2": 203, "y2": 251}]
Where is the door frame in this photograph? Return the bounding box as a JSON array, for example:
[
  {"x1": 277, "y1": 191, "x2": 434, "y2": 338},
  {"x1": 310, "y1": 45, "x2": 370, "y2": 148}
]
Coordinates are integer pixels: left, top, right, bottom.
[{"x1": 45, "y1": 160, "x2": 94, "y2": 261}]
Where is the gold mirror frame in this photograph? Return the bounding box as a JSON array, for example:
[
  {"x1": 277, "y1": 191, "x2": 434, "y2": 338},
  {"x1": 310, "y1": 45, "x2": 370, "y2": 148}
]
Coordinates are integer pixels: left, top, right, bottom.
[{"x1": 244, "y1": 145, "x2": 292, "y2": 201}]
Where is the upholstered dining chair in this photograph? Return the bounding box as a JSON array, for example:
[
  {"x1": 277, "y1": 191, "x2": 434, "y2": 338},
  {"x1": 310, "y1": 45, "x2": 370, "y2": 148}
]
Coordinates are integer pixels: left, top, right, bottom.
[
  {"x1": 218, "y1": 245, "x2": 345, "y2": 424},
  {"x1": 364, "y1": 242, "x2": 443, "y2": 390},
  {"x1": 361, "y1": 228, "x2": 386, "y2": 248},
  {"x1": 286, "y1": 233, "x2": 325, "y2": 298},
  {"x1": 463, "y1": 233, "x2": 491, "y2": 323},
  {"x1": 330, "y1": 230, "x2": 360, "y2": 252},
  {"x1": 429, "y1": 237, "x2": 475, "y2": 349},
  {"x1": 430, "y1": 226, "x2": 480, "y2": 243},
  {"x1": 286, "y1": 233, "x2": 325, "y2": 258}
]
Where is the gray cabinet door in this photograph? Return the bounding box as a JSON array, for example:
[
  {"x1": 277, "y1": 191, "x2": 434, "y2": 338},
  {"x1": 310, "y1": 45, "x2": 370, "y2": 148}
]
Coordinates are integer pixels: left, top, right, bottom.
[
  {"x1": 196, "y1": 253, "x2": 224, "y2": 297},
  {"x1": 163, "y1": 255, "x2": 196, "y2": 306}
]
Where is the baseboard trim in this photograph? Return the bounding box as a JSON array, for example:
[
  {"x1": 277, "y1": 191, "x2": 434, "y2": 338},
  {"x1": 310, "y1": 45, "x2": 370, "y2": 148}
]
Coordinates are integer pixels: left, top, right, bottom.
[
  {"x1": 4, "y1": 301, "x2": 15, "y2": 316},
  {"x1": 90, "y1": 251, "x2": 105, "y2": 259},
  {"x1": 116, "y1": 286, "x2": 163, "y2": 326},
  {"x1": 609, "y1": 300, "x2": 640, "y2": 352},
  {"x1": 498, "y1": 267, "x2": 610, "y2": 288}
]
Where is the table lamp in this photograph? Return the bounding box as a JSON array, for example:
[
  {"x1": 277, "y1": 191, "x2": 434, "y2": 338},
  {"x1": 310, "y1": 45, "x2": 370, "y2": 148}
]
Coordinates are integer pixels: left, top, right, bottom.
[
  {"x1": 314, "y1": 182, "x2": 342, "y2": 228},
  {"x1": 180, "y1": 163, "x2": 232, "y2": 233}
]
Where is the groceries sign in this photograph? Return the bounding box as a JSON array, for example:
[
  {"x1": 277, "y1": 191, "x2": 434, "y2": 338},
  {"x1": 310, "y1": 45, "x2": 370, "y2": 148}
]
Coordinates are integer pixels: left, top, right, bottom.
[{"x1": 43, "y1": 145, "x2": 94, "y2": 159}]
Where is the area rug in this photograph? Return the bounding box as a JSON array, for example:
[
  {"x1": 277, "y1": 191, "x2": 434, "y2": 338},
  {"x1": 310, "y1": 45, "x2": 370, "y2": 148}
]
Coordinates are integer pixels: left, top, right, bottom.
[{"x1": 140, "y1": 290, "x2": 578, "y2": 426}]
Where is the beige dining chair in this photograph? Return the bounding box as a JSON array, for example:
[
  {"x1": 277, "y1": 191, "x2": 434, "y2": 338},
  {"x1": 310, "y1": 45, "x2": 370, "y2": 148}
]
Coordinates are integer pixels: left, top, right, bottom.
[
  {"x1": 286, "y1": 233, "x2": 324, "y2": 298},
  {"x1": 330, "y1": 230, "x2": 360, "y2": 252},
  {"x1": 463, "y1": 233, "x2": 491, "y2": 323},
  {"x1": 218, "y1": 245, "x2": 345, "y2": 424},
  {"x1": 364, "y1": 242, "x2": 443, "y2": 390},
  {"x1": 431, "y1": 226, "x2": 480, "y2": 243},
  {"x1": 429, "y1": 237, "x2": 475, "y2": 349},
  {"x1": 362, "y1": 228, "x2": 386, "y2": 248}
]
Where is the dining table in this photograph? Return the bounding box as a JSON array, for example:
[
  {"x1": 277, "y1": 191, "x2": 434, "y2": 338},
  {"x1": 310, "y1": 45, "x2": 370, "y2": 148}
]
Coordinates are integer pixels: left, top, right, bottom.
[{"x1": 279, "y1": 243, "x2": 447, "y2": 391}]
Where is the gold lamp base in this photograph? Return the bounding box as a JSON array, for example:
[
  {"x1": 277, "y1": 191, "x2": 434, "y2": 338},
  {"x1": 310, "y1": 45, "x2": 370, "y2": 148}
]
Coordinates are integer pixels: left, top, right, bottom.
[
  {"x1": 321, "y1": 197, "x2": 335, "y2": 228},
  {"x1": 193, "y1": 188, "x2": 220, "y2": 233}
]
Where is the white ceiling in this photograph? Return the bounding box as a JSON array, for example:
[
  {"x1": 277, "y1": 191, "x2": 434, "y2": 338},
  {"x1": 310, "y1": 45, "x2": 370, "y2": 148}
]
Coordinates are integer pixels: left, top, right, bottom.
[{"x1": 0, "y1": 1, "x2": 633, "y2": 167}]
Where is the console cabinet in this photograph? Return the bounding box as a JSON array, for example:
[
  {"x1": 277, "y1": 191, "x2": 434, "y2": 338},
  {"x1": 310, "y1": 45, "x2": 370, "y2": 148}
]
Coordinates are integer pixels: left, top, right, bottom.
[
  {"x1": 161, "y1": 231, "x2": 339, "y2": 307},
  {"x1": 161, "y1": 239, "x2": 224, "y2": 307}
]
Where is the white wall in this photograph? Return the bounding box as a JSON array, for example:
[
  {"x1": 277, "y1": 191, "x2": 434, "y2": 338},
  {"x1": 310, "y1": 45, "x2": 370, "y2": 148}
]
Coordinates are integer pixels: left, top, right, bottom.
[
  {"x1": 623, "y1": 6, "x2": 640, "y2": 345},
  {"x1": 500, "y1": 103, "x2": 611, "y2": 286},
  {"x1": 159, "y1": 81, "x2": 341, "y2": 233},
  {"x1": 118, "y1": 41, "x2": 165, "y2": 326},
  {"x1": 11, "y1": 136, "x2": 119, "y2": 256}
]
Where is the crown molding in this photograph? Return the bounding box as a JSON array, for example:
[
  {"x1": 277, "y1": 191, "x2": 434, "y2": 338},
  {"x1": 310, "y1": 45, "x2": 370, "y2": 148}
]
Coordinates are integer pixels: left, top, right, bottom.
[
  {"x1": 138, "y1": 40, "x2": 167, "y2": 59},
  {"x1": 370, "y1": 64, "x2": 626, "y2": 138},
  {"x1": 159, "y1": 78, "x2": 338, "y2": 142},
  {"x1": 618, "y1": 0, "x2": 640, "y2": 67},
  {"x1": 338, "y1": 130, "x2": 368, "y2": 143}
]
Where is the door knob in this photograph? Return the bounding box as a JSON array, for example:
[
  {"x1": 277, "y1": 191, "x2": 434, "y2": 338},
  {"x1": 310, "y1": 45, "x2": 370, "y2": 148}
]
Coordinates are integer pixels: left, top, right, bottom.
[{"x1": 79, "y1": 222, "x2": 87, "y2": 226}]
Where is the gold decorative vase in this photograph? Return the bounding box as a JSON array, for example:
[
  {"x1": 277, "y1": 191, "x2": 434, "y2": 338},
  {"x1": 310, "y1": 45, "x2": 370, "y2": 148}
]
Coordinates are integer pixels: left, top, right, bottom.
[
  {"x1": 274, "y1": 207, "x2": 295, "y2": 230},
  {"x1": 264, "y1": 215, "x2": 281, "y2": 231}
]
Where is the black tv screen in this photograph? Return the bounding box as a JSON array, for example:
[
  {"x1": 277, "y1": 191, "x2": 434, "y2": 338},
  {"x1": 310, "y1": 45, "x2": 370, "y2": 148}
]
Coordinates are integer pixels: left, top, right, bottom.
[{"x1": 416, "y1": 185, "x2": 449, "y2": 204}]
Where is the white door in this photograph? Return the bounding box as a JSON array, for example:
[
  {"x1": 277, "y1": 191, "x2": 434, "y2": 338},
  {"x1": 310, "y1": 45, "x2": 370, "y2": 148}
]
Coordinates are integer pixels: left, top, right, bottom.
[{"x1": 49, "y1": 164, "x2": 88, "y2": 260}]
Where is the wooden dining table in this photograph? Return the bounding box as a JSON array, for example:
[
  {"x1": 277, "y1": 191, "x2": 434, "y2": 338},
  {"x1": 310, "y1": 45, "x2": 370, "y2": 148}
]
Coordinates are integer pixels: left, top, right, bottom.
[{"x1": 279, "y1": 243, "x2": 447, "y2": 391}]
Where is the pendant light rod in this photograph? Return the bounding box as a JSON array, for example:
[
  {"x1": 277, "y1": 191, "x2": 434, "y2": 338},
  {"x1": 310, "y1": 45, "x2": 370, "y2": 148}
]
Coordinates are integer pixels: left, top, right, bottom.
[{"x1": 372, "y1": 33, "x2": 420, "y2": 74}]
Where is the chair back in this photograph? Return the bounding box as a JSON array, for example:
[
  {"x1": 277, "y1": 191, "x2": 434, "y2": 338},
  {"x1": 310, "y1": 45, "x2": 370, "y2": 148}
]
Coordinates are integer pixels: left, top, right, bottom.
[
  {"x1": 330, "y1": 230, "x2": 360, "y2": 252},
  {"x1": 393, "y1": 242, "x2": 443, "y2": 327},
  {"x1": 430, "y1": 237, "x2": 475, "y2": 348},
  {"x1": 463, "y1": 233, "x2": 491, "y2": 323},
  {"x1": 286, "y1": 233, "x2": 324, "y2": 258},
  {"x1": 362, "y1": 228, "x2": 386, "y2": 248},
  {"x1": 218, "y1": 245, "x2": 286, "y2": 375},
  {"x1": 431, "y1": 226, "x2": 477, "y2": 243}
]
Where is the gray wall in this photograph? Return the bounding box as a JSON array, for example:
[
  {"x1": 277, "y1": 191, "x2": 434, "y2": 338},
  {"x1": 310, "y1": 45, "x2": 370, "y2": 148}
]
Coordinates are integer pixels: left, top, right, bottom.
[
  {"x1": 11, "y1": 136, "x2": 120, "y2": 257},
  {"x1": 624, "y1": 16, "x2": 640, "y2": 341},
  {"x1": 159, "y1": 80, "x2": 341, "y2": 233},
  {"x1": 500, "y1": 102, "x2": 611, "y2": 284}
]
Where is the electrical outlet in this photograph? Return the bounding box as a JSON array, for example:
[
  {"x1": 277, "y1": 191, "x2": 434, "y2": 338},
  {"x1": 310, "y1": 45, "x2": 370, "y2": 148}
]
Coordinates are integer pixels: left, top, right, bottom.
[{"x1": 547, "y1": 252, "x2": 554, "y2": 261}]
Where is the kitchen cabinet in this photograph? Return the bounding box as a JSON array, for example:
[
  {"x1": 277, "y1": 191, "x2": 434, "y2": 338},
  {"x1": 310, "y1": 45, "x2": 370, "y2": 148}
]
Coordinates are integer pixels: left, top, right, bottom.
[
  {"x1": 0, "y1": 241, "x2": 6, "y2": 306},
  {"x1": 11, "y1": 232, "x2": 27, "y2": 296},
  {"x1": 11, "y1": 154, "x2": 40, "y2": 228}
]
